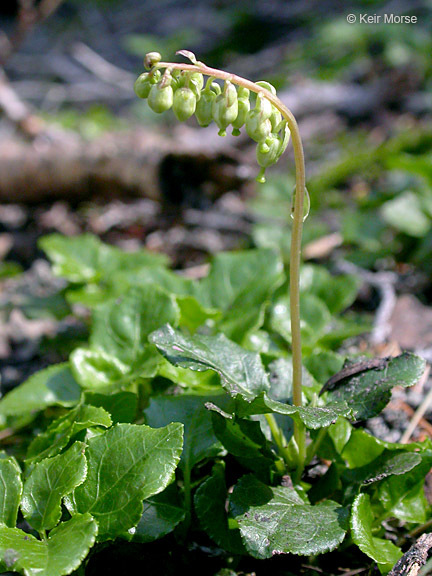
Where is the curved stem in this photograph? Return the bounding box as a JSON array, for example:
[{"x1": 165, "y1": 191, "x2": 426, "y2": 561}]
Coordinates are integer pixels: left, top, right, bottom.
[{"x1": 155, "y1": 59, "x2": 307, "y2": 476}]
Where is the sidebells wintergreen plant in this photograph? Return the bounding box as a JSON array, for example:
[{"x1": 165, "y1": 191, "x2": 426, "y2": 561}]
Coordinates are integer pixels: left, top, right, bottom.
[
  {"x1": 0, "y1": 49, "x2": 429, "y2": 576},
  {"x1": 134, "y1": 49, "x2": 308, "y2": 471}
]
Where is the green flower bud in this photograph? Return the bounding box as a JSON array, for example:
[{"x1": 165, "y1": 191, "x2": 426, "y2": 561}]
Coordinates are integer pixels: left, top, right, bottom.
[
  {"x1": 255, "y1": 123, "x2": 291, "y2": 183},
  {"x1": 173, "y1": 86, "x2": 197, "y2": 121},
  {"x1": 245, "y1": 92, "x2": 274, "y2": 142},
  {"x1": 275, "y1": 121, "x2": 291, "y2": 161},
  {"x1": 257, "y1": 134, "x2": 280, "y2": 168},
  {"x1": 225, "y1": 81, "x2": 238, "y2": 107},
  {"x1": 195, "y1": 81, "x2": 220, "y2": 127},
  {"x1": 256, "y1": 134, "x2": 279, "y2": 183},
  {"x1": 269, "y1": 106, "x2": 282, "y2": 131},
  {"x1": 148, "y1": 73, "x2": 174, "y2": 114},
  {"x1": 232, "y1": 97, "x2": 250, "y2": 136},
  {"x1": 134, "y1": 70, "x2": 161, "y2": 99},
  {"x1": 237, "y1": 86, "x2": 250, "y2": 100},
  {"x1": 134, "y1": 73, "x2": 152, "y2": 99},
  {"x1": 245, "y1": 113, "x2": 272, "y2": 142},
  {"x1": 212, "y1": 80, "x2": 238, "y2": 137},
  {"x1": 175, "y1": 71, "x2": 204, "y2": 100},
  {"x1": 191, "y1": 72, "x2": 204, "y2": 91},
  {"x1": 144, "y1": 51, "x2": 162, "y2": 70},
  {"x1": 195, "y1": 91, "x2": 215, "y2": 127},
  {"x1": 189, "y1": 72, "x2": 204, "y2": 100},
  {"x1": 254, "y1": 92, "x2": 273, "y2": 120},
  {"x1": 255, "y1": 80, "x2": 277, "y2": 95},
  {"x1": 170, "y1": 70, "x2": 181, "y2": 91}
]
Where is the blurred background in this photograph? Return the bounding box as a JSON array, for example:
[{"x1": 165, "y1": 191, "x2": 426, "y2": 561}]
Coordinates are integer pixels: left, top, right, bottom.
[{"x1": 0, "y1": 0, "x2": 432, "y2": 394}]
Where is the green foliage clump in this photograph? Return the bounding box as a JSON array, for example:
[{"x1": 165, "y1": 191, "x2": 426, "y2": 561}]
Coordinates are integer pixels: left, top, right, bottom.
[{"x1": 0, "y1": 233, "x2": 428, "y2": 575}]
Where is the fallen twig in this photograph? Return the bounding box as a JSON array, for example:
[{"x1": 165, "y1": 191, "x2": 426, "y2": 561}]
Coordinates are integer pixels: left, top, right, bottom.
[
  {"x1": 400, "y1": 364, "x2": 432, "y2": 443},
  {"x1": 389, "y1": 397, "x2": 432, "y2": 440},
  {"x1": 71, "y1": 42, "x2": 135, "y2": 90},
  {"x1": 389, "y1": 533, "x2": 432, "y2": 576}
]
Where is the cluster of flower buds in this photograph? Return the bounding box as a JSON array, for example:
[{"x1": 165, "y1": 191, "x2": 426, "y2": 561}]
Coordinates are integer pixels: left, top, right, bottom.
[{"x1": 134, "y1": 52, "x2": 290, "y2": 182}]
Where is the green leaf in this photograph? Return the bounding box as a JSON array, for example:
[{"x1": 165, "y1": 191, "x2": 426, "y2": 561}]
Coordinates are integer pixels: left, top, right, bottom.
[
  {"x1": 67, "y1": 422, "x2": 183, "y2": 540},
  {"x1": 342, "y1": 210, "x2": 387, "y2": 254},
  {"x1": 40, "y1": 233, "x2": 167, "y2": 284},
  {"x1": 176, "y1": 295, "x2": 221, "y2": 333},
  {"x1": 145, "y1": 395, "x2": 227, "y2": 472},
  {"x1": 304, "y1": 351, "x2": 345, "y2": 385},
  {"x1": 123, "y1": 266, "x2": 197, "y2": 297},
  {"x1": 377, "y1": 450, "x2": 432, "y2": 523},
  {"x1": 0, "y1": 364, "x2": 81, "y2": 427},
  {"x1": 160, "y1": 356, "x2": 220, "y2": 386},
  {"x1": 70, "y1": 347, "x2": 159, "y2": 393},
  {"x1": 43, "y1": 514, "x2": 98, "y2": 574},
  {"x1": 39, "y1": 234, "x2": 104, "y2": 283},
  {"x1": 342, "y1": 428, "x2": 423, "y2": 470},
  {"x1": 267, "y1": 357, "x2": 320, "y2": 401},
  {"x1": 269, "y1": 295, "x2": 331, "y2": 347},
  {"x1": 26, "y1": 404, "x2": 112, "y2": 464},
  {"x1": 0, "y1": 454, "x2": 22, "y2": 527},
  {"x1": 350, "y1": 493, "x2": 402, "y2": 571},
  {"x1": 380, "y1": 478, "x2": 429, "y2": 524},
  {"x1": 91, "y1": 285, "x2": 179, "y2": 367},
  {"x1": 342, "y1": 428, "x2": 388, "y2": 468},
  {"x1": 199, "y1": 249, "x2": 284, "y2": 341},
  {"x1": 300, "y1": 265, "x2": 360, "y2": 315},
  {"x1": 211, "y1": 412, "x2": 276, "y2": 475},
  {"x1": 230, "y1": 475, "x2": 348, "y2": 558},
  {"x1": 328, "y1": 417, "x2": 352, "y2": 455},
  {"x1": 84, "y1": 391, "x2": 138, "y2": 424},
  {"x1": 344, "y1": 450, "x2": 422, "y2": 488},
  {"x1": 21, "y1": 442, "x2": 87, "y2": 532},
  {"x1": 326, "y1": 353, "x2": 426, "y2": 420},
  {"x1": 0, "y1": 526, "x2": 44, "y2": 575},
  {"x1": 123, "y1": 484, "x2": 185, "y2": 543},
  {"x1": 71, "y1": 348, "x2": 127, "y2": 389},
  {"x1": 150, "y1": 325, "x2": 269, "y2": 402},
  {"x1": 71, "y1": 284, "x2": 178, "y2": 392},
  {"x1": 0, "y1": 261, "x2": 22, "y2": 279},
  {"x1": 0, "y1": 513, "x2": 97, "y2": 576},
  {"x1": 235, "y1": 394, "x2": 353, "y2": 430},
  {"x1": 381, "y1": 191, "x2": 431, "y2": 237},
  {"x1": 157, "y1": 359, "x2": 220, "y2": 393},
  {"x1": 195, "y1": 464, "x2": 244, "y2": 554}
]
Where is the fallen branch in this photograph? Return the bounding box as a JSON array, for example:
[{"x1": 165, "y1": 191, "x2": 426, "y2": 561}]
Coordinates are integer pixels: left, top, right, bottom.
[{"x1": 0, "y1": 126, "x2": 244, "y2": 202}]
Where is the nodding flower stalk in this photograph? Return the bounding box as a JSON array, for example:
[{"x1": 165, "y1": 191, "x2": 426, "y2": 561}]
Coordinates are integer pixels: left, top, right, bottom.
[{"x1": 134, "y1": 50, "x2": 307, "y2": 474}]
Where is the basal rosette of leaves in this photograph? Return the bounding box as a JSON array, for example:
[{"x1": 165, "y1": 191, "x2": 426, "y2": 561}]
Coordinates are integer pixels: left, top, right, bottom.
[{"x1": 0, "y1": 229, "x2": 428, "y2": 575}]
